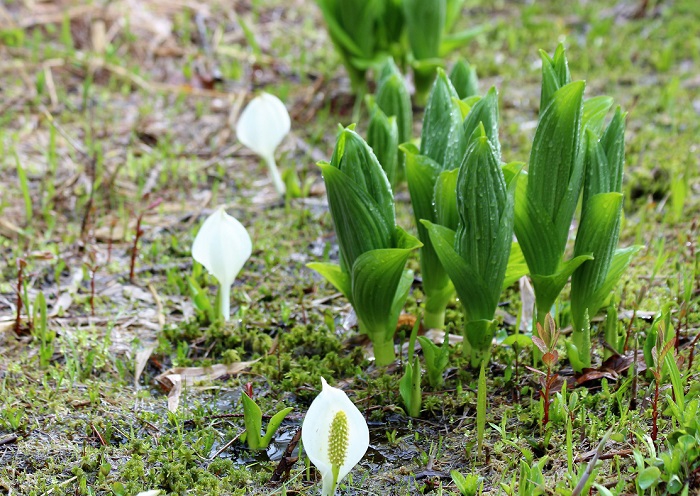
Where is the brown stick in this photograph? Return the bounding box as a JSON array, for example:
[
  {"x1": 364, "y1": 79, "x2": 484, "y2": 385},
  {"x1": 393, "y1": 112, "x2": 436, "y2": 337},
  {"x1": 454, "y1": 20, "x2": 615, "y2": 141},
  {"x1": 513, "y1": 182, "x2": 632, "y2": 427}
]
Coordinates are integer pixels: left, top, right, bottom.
[
  {"x1": 14, "y1": 259, "x2": 26, "y2": 334},
  {"x1": 270, "y1": 427, "x2": 302, "y2": 483}
]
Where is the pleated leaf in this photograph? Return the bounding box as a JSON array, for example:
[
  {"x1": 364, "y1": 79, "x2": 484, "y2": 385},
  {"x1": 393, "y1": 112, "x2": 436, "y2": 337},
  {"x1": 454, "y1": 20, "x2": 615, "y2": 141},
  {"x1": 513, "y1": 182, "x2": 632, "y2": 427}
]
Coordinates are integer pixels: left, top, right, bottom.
[
  {"x1": 319, "y1": 163, "x2": 393, "y2": 270},
  {"x1": 403, "y1": 144, "x2": 454, "y2": 307},
  {"x1": 451, "y1": 86, "x2": 501, "y2": 166},
  {"x1": 582, "y1": 96, "x2": 614, "y2": 136},
  {"x1": 367, "y1": 105, "x2": 399, "y2": 186},
  {"x1": 306, "y1": 262, "x2": 352, "y2": 303},
  {"x1": 455, "y1": 130, "x2": 511, "y2": 295},
  {"x1": 599, "y1": 107, "x2": 627, "y2": 194},
  {"x1": 449, "y1": 58, "x2": 479, "y2": 99},
  {"x1": 572, "y1": 193, "x2": 641, "y2": 333},
  {"x1": 420, "y1": 69, "x2": 461, "y2": 168},
  {"x1": 376, "y1": 61, "x2": 413, "y2": 146},
  {"x1": 336, "y1": 0, "x2": 382, "y2": 58},
  {"x1": 403, "y1": 0, "x2": 445, "y2": 60},
  {"x1": 539, "y1": 44, "x2": 571, "y2": 113},
  {"x1": 329, "y1": 127, "x2": 395, "y2": 232},
  {"x1": 422, "y1": 221, "x2": 495, "y2": 321},
  {"x1": 529, "y1": 254, "x2": 593, "y2": 316},
  {"x1": 351, "y1": 228, "x2": 421, "y2": 343},
  {"x1": 434, "y1": 169, "x2": 459, "y2": 230},
  {"x1": 524, "y1": 80, "x2": 585, "y2": 258}
]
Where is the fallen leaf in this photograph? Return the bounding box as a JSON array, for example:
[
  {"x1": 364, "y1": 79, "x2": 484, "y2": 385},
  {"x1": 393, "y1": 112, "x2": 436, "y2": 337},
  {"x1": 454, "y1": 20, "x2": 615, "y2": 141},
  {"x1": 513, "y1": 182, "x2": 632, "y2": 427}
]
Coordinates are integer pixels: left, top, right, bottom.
[
  {"x1": 134, "y1": 345, "x2": 156, "y2": 388},
  {"x1": 155, "y1": 360, "x2": 259, "y2": 390},
  {"x1": 166, "y1": 374, "x2": 182, "y2": 412}
]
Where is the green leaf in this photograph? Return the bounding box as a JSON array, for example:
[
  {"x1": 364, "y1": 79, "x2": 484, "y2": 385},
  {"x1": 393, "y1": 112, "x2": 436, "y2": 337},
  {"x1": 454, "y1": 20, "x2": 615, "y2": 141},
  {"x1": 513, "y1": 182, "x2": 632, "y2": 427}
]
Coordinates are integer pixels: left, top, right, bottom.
[
  {"x1": 422, "y1": 221, "x2": 495, "y2": 322},
  {"x1": 404, "y1": 144, "x2": 453, "y2": 308},
  {"x1": 399, "y1": 355, "x2": 422, "y2": 417},
  {"x1": 454, "y1": 130, "x2": 517, "y2": 316},
  {"x1": 664, "y1": 350, "x2": 685, "y2": 410},
  {"x1": 600, "y1": 107, "x2": 626, "y2": 193},
  {"x1": 261, "y1": 406, "x2": 294, "y2": 447},
  {"x1": 319, "y1": 163, "x2": 393, "y2": 270},
  {"x1": 565, "y1": 341, "x2": 587, "y2": 375},
  {"x1": 465, "y1": 319, "x2": 496, "y2": 367},
  {"x1": 571, "y1": 192, "x2": 623, "y2": 330},
  {"x1": 528, "y1": 80, "x2": 585, "y2": 236},
  {"x1": 15, "y1": 153, "x2": 32, "y2": 223},
  {"x1": 459, "y1": 86, "x2": 501, "y2": 162},
  {"x1": 582, "y1": 96, "x2": 614, "y2": 136},
  {"x1": 502, "y1": 334, "x2": 533, "y2": 347},
  {"x1": 351, "y1": 228, "x2": 421, "y2": 346},
  {"x1": 314, "y1": 0, "x2": 365, "y2": 58},
  {"x1": 530, "y1": 254, "x2": 593, "y2": 316},
  {"x1": 539, "y1": 44, "x2": 571, "y2": 112},
  {"x1": 434, "y1": 169, "x2": 459, "y2": 230},
  {"x1": 420, "y1": 68, "x2": 461, "y2": 168},
  {"x1": 367, "y1": 106, "x2": 399, "y2": 186},
  {"x1": 330, "y1": 128, "x2": 395, "y2": 230},
  {"x1": 417, "y1": 334, "x2": 450, "y2": 388},
  {"x1": 188, "y1": 275, "x2": 215, "y2": 323},
  {"x1": 449, "y1": 58, "x2": 478, "y2": 99},
  {"x1": 445, "y1": 87, "x2": 501, "y2": 170},
  {"x1": 503, "y1": 241, "x2": 529, "y2": 290},
  {"x1": 241, "y1": 393, "x2": 263, "y2": 450},
  {"x1": 376, "y1": 63, "x2": 413, "y2": 146},
  {"x1": 307, "y1": 262, "x2": 352, "y2": 302},
  {"x1": 638, "y1": 466, "x2": 661, "y2": 490},
  {"x1": 456, "y1": 129, "x2": 510, "y2": 292},
  {"x1": 439, "y1": 25, "x2": 489, "y2": 56},
  {"x1": 336, "y1": 0, "x2": 383, "y2": 58},
  {"x1": 444, "y1": 0, "x2": 466, "y2": 32},
  {"x1": 404, "y1": 0, "x2": 445, "y2": 60}
]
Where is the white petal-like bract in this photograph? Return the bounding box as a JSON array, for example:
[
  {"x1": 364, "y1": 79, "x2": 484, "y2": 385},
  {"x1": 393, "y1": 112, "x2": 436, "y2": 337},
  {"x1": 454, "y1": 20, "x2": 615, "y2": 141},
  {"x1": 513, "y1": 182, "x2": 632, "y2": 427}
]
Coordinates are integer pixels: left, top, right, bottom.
[
  {"x1": 236, "y1": 92, "x2": 290, "y2": 160},
  {"x1": 191, "y1": 206, "x2": 252, "y2": 320},
  {"x1": 302, "y1": 377, "x2": 369, "y2": 495}
]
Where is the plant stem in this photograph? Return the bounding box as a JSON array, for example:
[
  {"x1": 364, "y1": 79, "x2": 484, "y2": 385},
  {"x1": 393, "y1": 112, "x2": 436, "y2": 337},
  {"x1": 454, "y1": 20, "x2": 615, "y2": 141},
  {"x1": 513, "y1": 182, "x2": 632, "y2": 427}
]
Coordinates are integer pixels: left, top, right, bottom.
[
  {"x1": 372, "y1": 336, "x2": 396, "y2": 367},
  {"x1": 265, "y1": 156, "x2": 286, "y2": 197},
  {"x1": 423, "y1": 306, "x2": 445, "y2": 330}
]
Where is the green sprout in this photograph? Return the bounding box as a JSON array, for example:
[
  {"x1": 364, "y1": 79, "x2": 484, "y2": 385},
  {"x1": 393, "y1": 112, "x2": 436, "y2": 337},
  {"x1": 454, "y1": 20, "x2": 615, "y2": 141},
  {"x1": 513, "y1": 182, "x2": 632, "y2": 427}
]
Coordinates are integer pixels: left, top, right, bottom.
[
  {"x1": 240, "y1": 392, "x2": 293, "y2": 450},
  {"x1": 423, "y1": 125, "x2": 519, "y2": 368},
  {"x1": 308, "y1": 126, "x2": 421, "y2": 366}
]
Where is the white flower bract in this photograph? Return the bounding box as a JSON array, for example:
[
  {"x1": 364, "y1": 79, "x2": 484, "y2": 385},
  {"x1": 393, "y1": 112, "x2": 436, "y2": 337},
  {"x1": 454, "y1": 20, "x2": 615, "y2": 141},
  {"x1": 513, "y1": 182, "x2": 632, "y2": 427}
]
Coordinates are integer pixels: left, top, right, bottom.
[
  {"x1": 191, "y1": 206, "x2": 252, "y2": 321},
  {"x1": 235, "y1": 92, "x2": 291, "y2": 195},
  {"x1": 301, "y1": 377, "x2": 369, "y2": 495}
]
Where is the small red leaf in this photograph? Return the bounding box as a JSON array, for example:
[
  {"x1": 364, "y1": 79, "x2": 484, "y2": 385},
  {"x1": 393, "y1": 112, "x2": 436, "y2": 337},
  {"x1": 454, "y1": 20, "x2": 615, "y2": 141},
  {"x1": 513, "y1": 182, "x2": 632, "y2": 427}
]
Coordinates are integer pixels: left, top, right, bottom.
[{"x1": 532, "y1": 336, "x2": 548, "y2": 354}]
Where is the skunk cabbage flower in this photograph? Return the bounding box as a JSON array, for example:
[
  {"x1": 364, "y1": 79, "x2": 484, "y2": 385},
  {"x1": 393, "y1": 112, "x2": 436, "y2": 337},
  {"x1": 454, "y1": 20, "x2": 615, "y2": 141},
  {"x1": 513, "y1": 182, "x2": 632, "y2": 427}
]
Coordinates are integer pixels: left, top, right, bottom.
[
  {"x1": 191, "y1": 206, "x2": 252, "y2": 321},
  {"x1": 302, "y1": 378, "x2": 369, "y2": 496},
  {"x1": 236, "y1": 92, "x2": 290, "y2": 196}
]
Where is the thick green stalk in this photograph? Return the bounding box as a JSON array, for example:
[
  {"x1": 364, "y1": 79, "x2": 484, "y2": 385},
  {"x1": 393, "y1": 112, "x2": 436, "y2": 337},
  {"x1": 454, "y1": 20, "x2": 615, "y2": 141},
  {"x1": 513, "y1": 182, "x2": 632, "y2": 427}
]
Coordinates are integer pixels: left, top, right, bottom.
[{"x1": 364, "y1": 326, "x2": 396, "y2": 366}]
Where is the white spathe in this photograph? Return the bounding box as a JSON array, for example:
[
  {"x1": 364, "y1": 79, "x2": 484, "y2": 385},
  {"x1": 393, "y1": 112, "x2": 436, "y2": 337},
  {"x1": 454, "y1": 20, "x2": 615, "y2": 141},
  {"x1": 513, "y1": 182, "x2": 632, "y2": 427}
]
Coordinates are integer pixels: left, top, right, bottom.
[
  {"x1": 191, "y1": 206, "x2": 252, "y2": 321},
  {"x1": 236, "y1": 92, "x2": 291, "y2": 196},
  {"x1": 301, "y1": 377, "x2": 370, "y2": 495}
]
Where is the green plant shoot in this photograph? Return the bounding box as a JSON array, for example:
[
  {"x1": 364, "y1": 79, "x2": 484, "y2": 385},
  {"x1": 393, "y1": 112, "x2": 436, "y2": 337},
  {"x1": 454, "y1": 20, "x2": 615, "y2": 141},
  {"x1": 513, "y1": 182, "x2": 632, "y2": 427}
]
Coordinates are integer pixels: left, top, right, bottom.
[
  {"x1": 449, "y1": 58, "x2": 479, "y2": 100},
  {"x1": 512, "y1": 69, "x2": 592, "y2": 331},
  {"x1": 308, "y1": 126, "x2": 421, "y2": 366},
  {"x1": 240, "y1": 392, "x2": 293, "y2": 450},
  {"x1": 399, "y1": 354, "x2": 422, "y2": 418},
  {"x1": 417, "y1": 334, "x2": 450, "y2": 389},
  {"x1": 569, "y1": 108, "x2": 642, "y2": 371},
  {"x1": 423, "y1": 125, "x2": 518, "y2": 367},
  {"x1": 366, "y1": 102, "x2": 399, "y2": 187}
]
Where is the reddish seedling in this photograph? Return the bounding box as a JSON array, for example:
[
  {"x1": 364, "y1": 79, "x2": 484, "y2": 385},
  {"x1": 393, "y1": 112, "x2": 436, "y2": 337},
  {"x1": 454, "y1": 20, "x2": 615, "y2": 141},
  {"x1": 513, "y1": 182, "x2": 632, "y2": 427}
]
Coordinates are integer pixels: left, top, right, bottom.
[
  {"x1": 14, "y1": 258, "x2": 27, "y2": 334},
  {"x1": 527, "y1": 313, "x2": 560, "y2": 429},
  {"x1": 129, "y1": 196, "x2": 163, "y2": 283}
]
